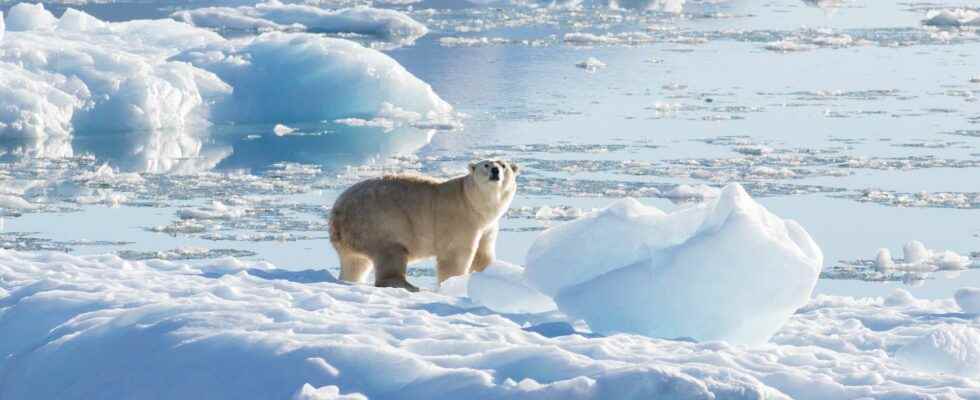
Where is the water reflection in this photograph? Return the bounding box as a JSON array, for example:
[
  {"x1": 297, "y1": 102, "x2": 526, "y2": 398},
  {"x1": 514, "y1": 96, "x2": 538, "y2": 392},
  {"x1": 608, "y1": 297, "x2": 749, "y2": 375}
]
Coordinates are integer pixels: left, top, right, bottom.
[{"x1": 0, "y1": 122, "x2": 436, "y2": 174}]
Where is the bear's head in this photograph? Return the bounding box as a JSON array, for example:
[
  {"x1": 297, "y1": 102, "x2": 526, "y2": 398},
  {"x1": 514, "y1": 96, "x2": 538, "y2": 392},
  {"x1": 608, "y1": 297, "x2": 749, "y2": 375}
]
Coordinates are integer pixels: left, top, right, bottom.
[{"x1": 469, "y1": 159, "x2": 519, "y2": 189}]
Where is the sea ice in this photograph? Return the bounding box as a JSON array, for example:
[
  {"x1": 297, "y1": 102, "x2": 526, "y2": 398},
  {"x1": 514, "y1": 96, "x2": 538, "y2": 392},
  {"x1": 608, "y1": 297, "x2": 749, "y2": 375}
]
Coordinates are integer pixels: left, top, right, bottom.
[
  {"x1": 174, "y1": 2, "x2": 429, "y2": 45},
  {"x1": 524, "y1": 183, "x2": 822, "y2": 345}
]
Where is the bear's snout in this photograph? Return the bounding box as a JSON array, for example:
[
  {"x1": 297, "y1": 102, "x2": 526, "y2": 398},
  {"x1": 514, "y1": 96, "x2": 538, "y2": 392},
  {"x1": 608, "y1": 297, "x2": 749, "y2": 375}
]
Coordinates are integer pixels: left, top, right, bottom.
[{"x1": 490, "y1": 167, "x2": 501, "y2": 181}]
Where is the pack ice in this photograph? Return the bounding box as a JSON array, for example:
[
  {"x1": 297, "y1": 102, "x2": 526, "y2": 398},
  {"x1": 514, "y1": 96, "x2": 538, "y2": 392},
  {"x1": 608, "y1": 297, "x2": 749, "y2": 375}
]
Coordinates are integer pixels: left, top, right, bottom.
[{"x1": 525, "y1": 183, "x2": 823, "y2": 345}]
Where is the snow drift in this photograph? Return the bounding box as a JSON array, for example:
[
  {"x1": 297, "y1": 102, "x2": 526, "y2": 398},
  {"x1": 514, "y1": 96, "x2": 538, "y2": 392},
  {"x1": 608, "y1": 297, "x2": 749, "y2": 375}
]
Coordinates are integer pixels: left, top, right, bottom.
[
  {"x1": 173, "y1": 2, "x2": 429, "y2": 45},
  {"x1": 524, "y1": 183, "x2": 823, "y2": 345}
]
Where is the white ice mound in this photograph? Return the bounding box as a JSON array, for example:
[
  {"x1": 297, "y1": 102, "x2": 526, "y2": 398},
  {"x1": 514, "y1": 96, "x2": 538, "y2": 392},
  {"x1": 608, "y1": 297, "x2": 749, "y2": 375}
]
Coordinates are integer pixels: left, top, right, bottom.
[
  {"x1": 458, "y1": 261, "x2": 557, "y2": 314},
  {"x1": 174, "y1": 2, "x2": 428, "y2": 45},
  {"x1": 173, "y1": 32, "x2": 452, "y2": 125},
  {"x1": 896, "y1": 325, "x2": 980, "y2": 377},
  {"x1": 5, "y1": 3, "x2": 57, "y2": 32},
  {"x1": 524, "y1": 183, "x2": 823, "y2": 345}
]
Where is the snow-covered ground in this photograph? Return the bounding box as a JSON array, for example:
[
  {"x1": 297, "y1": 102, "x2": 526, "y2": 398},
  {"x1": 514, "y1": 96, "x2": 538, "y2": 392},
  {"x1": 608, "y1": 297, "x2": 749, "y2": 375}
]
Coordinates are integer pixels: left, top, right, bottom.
[
  {"x1": 2, "y1": 0, "x2": 980, "y2": 398},
  {"x1": 2, "y1": 248, "x2": 980, "y2": 399}
]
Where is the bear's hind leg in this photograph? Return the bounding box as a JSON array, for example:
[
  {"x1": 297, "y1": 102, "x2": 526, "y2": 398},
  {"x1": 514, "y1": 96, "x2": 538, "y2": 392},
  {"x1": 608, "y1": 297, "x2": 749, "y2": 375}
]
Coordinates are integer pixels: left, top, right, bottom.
[
  {"x1": 373, "y1": 245, "x2": 418, "y2": 292},
  {"x1": 339, "y1": 251, "x2": 372, "y2": 284}
]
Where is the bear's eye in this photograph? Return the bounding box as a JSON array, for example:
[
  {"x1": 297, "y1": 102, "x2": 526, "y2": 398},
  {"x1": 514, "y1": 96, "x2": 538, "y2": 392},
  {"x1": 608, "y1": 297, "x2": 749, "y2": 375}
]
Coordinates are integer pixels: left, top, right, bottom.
[{"x1": 484, "y1": 163, "x2": 489, "y2": 168}]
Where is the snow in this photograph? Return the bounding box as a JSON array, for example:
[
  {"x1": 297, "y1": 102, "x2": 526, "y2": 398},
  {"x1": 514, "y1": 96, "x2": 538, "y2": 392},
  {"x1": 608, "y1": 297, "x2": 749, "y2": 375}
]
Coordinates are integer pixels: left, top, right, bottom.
[
  {"x1": 173, "y1": 2, "x2": 428, "y2": 45},
  {"x1": 4, "y1": 249, "x2": 980, "y2": 399},
  {"x1": 524, "y1": 183, "x2": 823, "y2": 345},
  {"x1": 896, "y1": 325, "x2": 980, "y2": 377},
  {"x1": 955, "y1": 287, "x2": 980, "y2": 314},
  {"x1": 445, "y1": 261, "x2": 556, "y2": 314}
]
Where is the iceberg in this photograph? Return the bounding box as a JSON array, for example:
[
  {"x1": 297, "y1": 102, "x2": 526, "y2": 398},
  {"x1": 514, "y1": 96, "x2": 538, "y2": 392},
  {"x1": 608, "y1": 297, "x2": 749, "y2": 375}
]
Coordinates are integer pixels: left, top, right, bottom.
[
  {"x1": 172, "y1": 32, "x2": 452, "y2": 127},
  {"x1": 524, "y1": 183, "x2": 823, "y2": 345},
  {"x1": 0, "y1": 5, "x2": 451, "y2": 172}
]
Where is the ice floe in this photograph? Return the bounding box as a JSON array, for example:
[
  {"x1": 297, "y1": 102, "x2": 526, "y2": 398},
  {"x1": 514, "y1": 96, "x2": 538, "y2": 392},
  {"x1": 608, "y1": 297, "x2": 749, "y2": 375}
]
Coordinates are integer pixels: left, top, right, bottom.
[
  {"x1": 525, "y1": 183, "x2": 822, "y2": 345},
  {"x1": 822, "y1": 241, "x2": 978, "y2": 284},
  {"x1": 173, "y1": 2, "x2": 429, "y2": 46}
]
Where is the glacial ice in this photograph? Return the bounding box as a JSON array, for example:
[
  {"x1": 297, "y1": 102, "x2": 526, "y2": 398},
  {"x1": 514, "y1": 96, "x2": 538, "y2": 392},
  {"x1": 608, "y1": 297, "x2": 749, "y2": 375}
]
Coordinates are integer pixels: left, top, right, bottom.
[
  {"x1": 173, "y1": 2, "x2": 429, "y2": 45},
  {"x1": 524, "y1": 183, "x2": 823, "y2": 345}
]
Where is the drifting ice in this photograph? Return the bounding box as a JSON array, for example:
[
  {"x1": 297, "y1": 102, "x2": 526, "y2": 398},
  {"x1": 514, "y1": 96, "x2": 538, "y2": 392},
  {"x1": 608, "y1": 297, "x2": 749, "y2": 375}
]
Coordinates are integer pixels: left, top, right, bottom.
[{"x1": 524, "y1": 183, "x2": 823, "y2": 345}]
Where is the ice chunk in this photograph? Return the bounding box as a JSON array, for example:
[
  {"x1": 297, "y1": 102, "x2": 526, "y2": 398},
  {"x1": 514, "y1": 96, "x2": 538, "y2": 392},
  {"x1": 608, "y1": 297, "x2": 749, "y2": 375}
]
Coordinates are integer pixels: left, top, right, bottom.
[
  {"x1": 955, "y1": 287, "x2": 980, "y2": 314},
  {"x1": 4, "y1": 3, "x2": 57, "y2": 31},
  {"x1": 875, "y1": 248, "x2": 895, "y2": 271},
  {"x1": 174, "y1": 2, "x2": 428, "y2": 45},
  {"x1": 575, "y1": 57, "x2": 606, "y2": 72},
  {"x1": 524, "y1": 183, "x2": 823, "y2": 345},
  {"x1": 896, "y1": 325, "x2": 980, "y2": 377},
  {"x1": 292, "y1": 384, "x2": 367, "y2": 400},
  {"x1": 173, "y1": 32, "x2": 453, "y2": 125},
  {"x1": 922, "y1": 9, "x2": 980, "y2": 27},
  {"x1": 0, "y1": 194, "x2": 35, "y2": 210},
  {"x1": 466, "y1": 261, "x2": 556, "y2": 314},
  {"x1": 607, "y1": 0, "x2": 684, "y2": 13}
]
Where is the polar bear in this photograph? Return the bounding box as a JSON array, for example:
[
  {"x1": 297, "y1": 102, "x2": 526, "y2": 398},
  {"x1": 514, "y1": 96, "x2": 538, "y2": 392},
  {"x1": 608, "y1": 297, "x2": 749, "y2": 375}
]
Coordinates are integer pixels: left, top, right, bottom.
[{"x1": 329, "y1": 159, "x2": 519, "y2": 292}]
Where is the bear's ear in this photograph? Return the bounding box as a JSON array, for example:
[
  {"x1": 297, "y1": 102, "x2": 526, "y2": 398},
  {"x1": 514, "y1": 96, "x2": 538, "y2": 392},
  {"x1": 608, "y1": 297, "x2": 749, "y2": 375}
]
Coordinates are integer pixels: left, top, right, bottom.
[
  {"x1": 468, "y1": 161, "x2": 478, "y2": 172},
  {"x1": 509, "y1": 162, "x2": 519, "y2": 175}
]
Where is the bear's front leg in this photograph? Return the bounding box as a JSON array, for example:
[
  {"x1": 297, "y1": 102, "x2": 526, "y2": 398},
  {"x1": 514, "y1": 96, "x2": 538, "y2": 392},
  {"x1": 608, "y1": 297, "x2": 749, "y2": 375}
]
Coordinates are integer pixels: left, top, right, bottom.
[
  {"x1": 470, "y1": 225, "x2": 498, "y2": 273},
  {"x1": 437, "y1": 247, "x2": 478, "y2": 284}
]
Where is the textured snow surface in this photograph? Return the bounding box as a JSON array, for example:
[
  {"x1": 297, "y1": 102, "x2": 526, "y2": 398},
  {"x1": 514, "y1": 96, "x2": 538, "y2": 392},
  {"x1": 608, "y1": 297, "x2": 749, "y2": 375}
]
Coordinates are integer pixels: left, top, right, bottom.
[
  {"x1": 2, "y1": 249, "x2": 980, "y2": 399},
  {"x1": 173, "y1": 2, "x2": 428, "y2": 45},
  {"x1": 525, "y1": 183, "x2": 822, "y2": 345}
]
